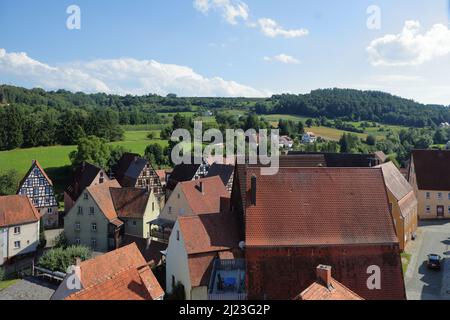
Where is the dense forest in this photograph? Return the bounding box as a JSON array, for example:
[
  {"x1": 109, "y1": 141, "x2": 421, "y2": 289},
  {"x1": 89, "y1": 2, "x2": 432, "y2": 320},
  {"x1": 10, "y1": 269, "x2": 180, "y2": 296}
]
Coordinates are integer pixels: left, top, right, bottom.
[
  {"x1": 257, "y1": 89, "x2": 450, "y2": 127},
  {"x1": 0, "y1": 85, "x2": 449, "y2": 152}
]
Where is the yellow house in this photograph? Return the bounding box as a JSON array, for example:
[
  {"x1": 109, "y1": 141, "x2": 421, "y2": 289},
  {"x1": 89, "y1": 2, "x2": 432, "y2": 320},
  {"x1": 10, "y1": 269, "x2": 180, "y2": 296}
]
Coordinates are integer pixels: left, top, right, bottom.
[
  {"x1": 376, "y1": 162, "x2": 418, "y2": 251},
  {"x1": 409, "y1": 150, "x2": 450, "y2": 220}
]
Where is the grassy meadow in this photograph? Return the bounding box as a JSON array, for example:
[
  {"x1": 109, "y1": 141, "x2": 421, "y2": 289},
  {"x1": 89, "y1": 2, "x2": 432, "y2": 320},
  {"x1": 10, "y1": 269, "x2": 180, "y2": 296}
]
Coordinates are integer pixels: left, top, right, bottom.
[{"x1": 0, "y1": 130, "x2": 167, "y2": 178}]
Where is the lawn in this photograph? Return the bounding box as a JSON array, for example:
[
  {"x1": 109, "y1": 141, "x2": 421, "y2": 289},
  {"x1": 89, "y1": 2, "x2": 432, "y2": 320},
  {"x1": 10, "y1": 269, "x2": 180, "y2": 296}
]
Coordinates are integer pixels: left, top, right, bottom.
[
  {"x1": 0, "y1": 279, "x2": 20, "y2": 291},
  {"x1": 0, "y1": 130, "x2": 168, "y2": 177}
]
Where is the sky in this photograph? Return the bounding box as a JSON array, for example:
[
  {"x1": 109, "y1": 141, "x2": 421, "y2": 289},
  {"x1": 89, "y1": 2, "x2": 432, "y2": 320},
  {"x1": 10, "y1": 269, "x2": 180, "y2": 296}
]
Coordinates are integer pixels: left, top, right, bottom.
[{"x1": 0, "y1": 0, "x2": 450, "y2": 104}]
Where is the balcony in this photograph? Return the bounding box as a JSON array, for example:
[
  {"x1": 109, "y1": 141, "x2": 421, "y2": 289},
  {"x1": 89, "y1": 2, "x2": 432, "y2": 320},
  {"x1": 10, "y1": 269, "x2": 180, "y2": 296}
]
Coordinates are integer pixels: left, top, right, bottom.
[
  {"x1": 148, "y1": 218, "x2": 174, "y2": 244},
  {"x1": 208, "y1": 259, "x2": 247, "y2": 300}
]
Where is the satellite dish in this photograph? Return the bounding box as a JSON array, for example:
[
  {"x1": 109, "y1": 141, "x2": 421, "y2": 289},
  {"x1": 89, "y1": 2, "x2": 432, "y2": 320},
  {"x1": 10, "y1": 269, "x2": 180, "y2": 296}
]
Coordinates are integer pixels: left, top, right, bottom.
[{"x1": 239, "y1": 241, "x2": 245, "y2": 250}]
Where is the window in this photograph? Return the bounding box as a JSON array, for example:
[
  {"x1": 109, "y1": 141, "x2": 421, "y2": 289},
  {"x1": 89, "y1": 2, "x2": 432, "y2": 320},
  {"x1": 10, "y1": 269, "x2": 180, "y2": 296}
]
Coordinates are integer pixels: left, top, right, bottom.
[
  {"x1": 91, "y1": 238, "x2": 97, "y2": 248},
  {"x1": 89, "y1": 207, "x2": 95, "y2": 215},
  {"x1": 14, "y1": 241, "x2": 21, "y2": 249},
  {"x1": 78, "y1": 206, "x2": 83, "y2": 215},
  {"x1": 84, "y1": 193, "x2": 89, "y2": 200},
  {"x1": 438, "y1": 192, "x2": 443, "y2": 200},
  {"x1": 39, "y1": 178, "x2": 45, "y2": 186},
  {"x1": 177, "y1": 193, "x2": 180, "y2": 199},
  {"x1": 176, "y1": 230, "x2": 180, "y2": 241},
  {"x1": 426, "y1": 205, "x2": 431, "y2": 214},
  {"x1": 45, "y1": 186, "x2": 51, "y2": 194},
  {"x1": 426, "y1": 192, "x2": 431, "y2": 200},
  {"x1": 33, "y1": 188, "x2": 39, "y2": 196},
  {"x1": 75, "y1": 222, "x2": 81, "y2": 231},
  {"x1": 448, "y1": 193, "x2": 450, "y2": 200},
  {"x1": 132, "y1": 221, "x2": 137, "y2": 226},
  {"x1": 75, "y1": 238, "x2": 81, "y2": 245},
  {"x1": 99, "y1": 177, "x2": 104, "y2": 184},
  {"x1": 92, "y1": 223, "x2": 97, "y2": 232},
  {"x1": 47, "y1": 208, "x2": 52, "y2": 214},
  {"x1": 448, "y1": 206, "x2": 450, "y2": 214},
  {"x1": 152, "y1": 202, "x2": 155, "y2": 211},
  {"x1": 172, "y1": 275, "x2": 175, "y2": 288},
  {"x1": 14, "y1": 226, "x2": 21, "y2": 235},
  {"x1": 33, "y1": 199, "x2": 39, "y2": 205},
  {"x1": 179, "y1": 208, "x2": 185, "y2": 215},
  {"x1": 169, "y1": 207, "x2": 172, "y2": 214}
]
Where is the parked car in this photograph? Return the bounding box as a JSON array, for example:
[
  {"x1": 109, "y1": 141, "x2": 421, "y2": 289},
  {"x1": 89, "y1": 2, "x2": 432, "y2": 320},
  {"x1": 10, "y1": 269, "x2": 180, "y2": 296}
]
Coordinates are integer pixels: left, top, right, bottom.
[{"x1": 427, "y1": 254, "x2": 442, "y2": 270}]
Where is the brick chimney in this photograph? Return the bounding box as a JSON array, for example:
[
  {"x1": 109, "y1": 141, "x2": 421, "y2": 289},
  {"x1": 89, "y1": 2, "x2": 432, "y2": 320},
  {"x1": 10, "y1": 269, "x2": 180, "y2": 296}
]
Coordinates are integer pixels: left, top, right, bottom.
[
  {"x1": 316, "y1": 265, "x2": 332, "y2": 288},
  {"x1": 199, "y1": 181, "x2": 204, "y2": 194}
]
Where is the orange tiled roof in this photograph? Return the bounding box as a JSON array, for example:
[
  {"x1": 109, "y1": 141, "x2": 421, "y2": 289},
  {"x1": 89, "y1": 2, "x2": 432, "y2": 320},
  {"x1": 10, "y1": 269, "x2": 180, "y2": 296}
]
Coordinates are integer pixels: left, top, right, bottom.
[
  {"x1": 376, "y1": 162, "x2": 413, "y2": 201},
  {"x1": 0, "y1": 195, "x2": 41, "y2": 227},
  {"x1": 187, "y1": 252, "x2": 217, "y2": 287},
  {"x1": 297, "y1": 277, "x2": 363, "y2": 300},
  {"x1": 86, "y1": 179, "x2": 123, "y2": 225},
  {"x1": 179, "y1": 176, "x2": 230, "y2": 215},
  {"x1": 244, "y1": 167, "x2": 398, "y2": 247},
  {"x1": 65, "y1": 243, "x2": 163, "y2": 300},
  {"x1": 178, "y1": 213, "x2": 240, "y2": 255}
]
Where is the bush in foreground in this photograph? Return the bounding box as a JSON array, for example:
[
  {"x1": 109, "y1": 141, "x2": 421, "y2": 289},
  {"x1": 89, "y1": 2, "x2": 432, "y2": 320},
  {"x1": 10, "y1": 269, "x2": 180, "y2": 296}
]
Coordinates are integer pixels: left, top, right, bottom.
[{"x1": 38, "y1": 245, "x2": 92, "y2": 273}]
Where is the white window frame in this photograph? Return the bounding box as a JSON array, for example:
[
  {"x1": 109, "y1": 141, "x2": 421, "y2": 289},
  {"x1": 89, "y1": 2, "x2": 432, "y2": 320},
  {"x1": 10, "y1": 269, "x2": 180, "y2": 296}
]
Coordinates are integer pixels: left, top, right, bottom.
[
  {"x1": 92, "y1": 223, "x2": 97, "y2": 232},
  {"x1": 14, "y1": 241, "x2": 21, "y2": 249},
  {"x1": 14, "y1": 226, "x2": 21, "y2": 235},
  {"x1": 426, "y1": 205, "x2": 431, "y2": 214},
  {"x1": 75, "y1": 222, "x2": 81, "y2": 231}
]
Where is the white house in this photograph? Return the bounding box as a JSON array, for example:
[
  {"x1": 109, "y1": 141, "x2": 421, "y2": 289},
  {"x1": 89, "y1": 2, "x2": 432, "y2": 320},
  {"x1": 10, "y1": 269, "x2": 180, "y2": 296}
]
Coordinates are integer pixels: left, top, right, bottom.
[
  {"x1": 0, "y1": 195, "x2": 41, "y2": 265},
  {"x1": 165, "y1": 212, "x2": 241, "y2": 300},
  {"x1": 279, "y1": 135, "x2": 294, "y2": 149},
  {"x1": 302, "y1": 132, "x2": 317, "y2": 144}
]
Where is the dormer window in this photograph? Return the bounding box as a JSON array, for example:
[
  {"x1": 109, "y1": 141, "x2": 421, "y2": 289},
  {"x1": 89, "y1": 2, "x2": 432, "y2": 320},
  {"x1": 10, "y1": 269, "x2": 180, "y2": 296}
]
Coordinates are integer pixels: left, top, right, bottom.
[{"x1": 84, "y1": 193, "x2": 89, "y2": 200}]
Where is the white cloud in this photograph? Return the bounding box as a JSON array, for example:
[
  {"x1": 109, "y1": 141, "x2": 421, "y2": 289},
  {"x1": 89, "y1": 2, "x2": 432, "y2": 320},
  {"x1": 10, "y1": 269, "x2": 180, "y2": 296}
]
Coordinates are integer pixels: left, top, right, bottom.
[
  {"x1": 194, "y1": 1, "x2": 308, "y2": 39},
  {"x1": 367, "y1": 20, "x2": 450, "y2": 66},
  {"x1": 264, "y1": 54, "x2": 300, "y2": 64},
  {"x1": 258, "y1": 18, "x2": 309, "y2": 38},
  {"x1": 193, "y1": 0, "x2": 249, "y2": 25},
  {"x1": 0, "y1": 48, "x2": 270, "y2": 97}
]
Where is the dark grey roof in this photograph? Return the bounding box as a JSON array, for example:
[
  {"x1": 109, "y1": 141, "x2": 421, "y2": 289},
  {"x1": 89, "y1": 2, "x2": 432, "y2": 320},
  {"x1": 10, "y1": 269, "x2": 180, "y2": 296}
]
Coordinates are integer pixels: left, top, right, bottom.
[
  {"x1": 65, "y1": 162, "x2": 103, "y2": 201},
  {"x1": 206, "y1": 164, "x2": 234, "y2": 186}
]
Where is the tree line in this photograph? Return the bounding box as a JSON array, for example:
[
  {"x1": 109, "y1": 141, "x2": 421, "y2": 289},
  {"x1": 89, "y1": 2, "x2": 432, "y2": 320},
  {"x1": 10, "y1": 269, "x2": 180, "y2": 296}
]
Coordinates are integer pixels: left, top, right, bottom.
[{"x1": 255, "y1": 89, "x2": 450, "y2": 127}]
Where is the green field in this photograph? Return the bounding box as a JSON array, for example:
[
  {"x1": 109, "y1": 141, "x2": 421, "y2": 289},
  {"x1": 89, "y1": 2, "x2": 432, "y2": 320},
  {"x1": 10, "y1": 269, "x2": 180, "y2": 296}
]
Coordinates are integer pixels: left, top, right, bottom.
[
  {"x1": 260, "y1": 114, "x2": 410, "y2": 141},
  {"x1": 0, "y1": 130, "x2": 168, "y2": 177}
]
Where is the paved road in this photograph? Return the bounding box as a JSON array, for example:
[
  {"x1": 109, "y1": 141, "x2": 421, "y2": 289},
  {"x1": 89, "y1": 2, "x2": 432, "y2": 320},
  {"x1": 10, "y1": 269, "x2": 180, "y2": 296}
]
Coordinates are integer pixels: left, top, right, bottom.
[
  {"x1": 405, "y1": 220, "x2": 450, "y2": 300},
  {"x1": 0, "y1": 277, "x2": 57, "y2": 300}
]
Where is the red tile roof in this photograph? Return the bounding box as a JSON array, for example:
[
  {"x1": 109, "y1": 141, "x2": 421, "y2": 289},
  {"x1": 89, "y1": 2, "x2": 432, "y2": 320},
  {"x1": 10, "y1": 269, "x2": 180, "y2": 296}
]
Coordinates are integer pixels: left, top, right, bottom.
[
  {"x1": 179, "y1": 176, "x2": 230, "y2": 215},
  {"x1": 0, "y1": 195, "x2": 41, "y2": 227},
  {"x1": 187, "y1": 252, "x2": 217, "y2": 287},
  {"x1": 178, "y1": 213, "x2": 241, "y2": 255},
  {"x1": 244, "y1": 167, "x2": 398, "y2": 247},
  {"x1": 86, "y1": 179, "x2": 123, "y2": 226},
  {"x1": 296, "y1": 265, "x2": 364, "y2": 300},
  {"x1": 178, "y1": 212, "x2": 241, "y2": 288},
  {"x1": 66, "y1": 243, "x2": 163, "y2": 300}
]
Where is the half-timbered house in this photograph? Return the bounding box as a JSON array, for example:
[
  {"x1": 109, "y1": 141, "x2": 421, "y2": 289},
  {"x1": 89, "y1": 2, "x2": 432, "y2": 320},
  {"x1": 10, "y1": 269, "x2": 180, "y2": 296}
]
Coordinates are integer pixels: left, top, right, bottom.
[{"x1": 17, "y1": 160, "x2": 58, "y2": 228}]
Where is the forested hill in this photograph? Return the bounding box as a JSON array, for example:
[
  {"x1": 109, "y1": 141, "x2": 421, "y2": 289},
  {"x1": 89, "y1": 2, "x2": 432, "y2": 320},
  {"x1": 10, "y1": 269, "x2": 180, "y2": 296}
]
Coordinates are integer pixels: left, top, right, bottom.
[
  {"x1": 1, "y1": 85, "x2": 449, "y2": 128},
  {"x1": 258, "y1": 89, "x2": 450, "y2": 127}
]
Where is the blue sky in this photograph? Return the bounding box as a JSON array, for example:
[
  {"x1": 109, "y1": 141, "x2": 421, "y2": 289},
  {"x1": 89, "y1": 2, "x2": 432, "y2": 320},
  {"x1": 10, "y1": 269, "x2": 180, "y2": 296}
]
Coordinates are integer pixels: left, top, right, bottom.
[{"x1": 1, "y1": 0, "x2": 450, "y2": 104}]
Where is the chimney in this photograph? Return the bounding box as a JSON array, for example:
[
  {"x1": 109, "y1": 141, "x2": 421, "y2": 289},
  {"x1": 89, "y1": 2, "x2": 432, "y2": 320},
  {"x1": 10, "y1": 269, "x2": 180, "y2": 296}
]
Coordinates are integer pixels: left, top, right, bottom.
[
  {"x1": 316, "y1": 265, "x2": 332, "y2": 288},
  {"x1": 199, "y1": 181, "x2": 204, "y2": 194},
  {"x1": 250, "y1": 175, "x2": 257, "y2": 206}
]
